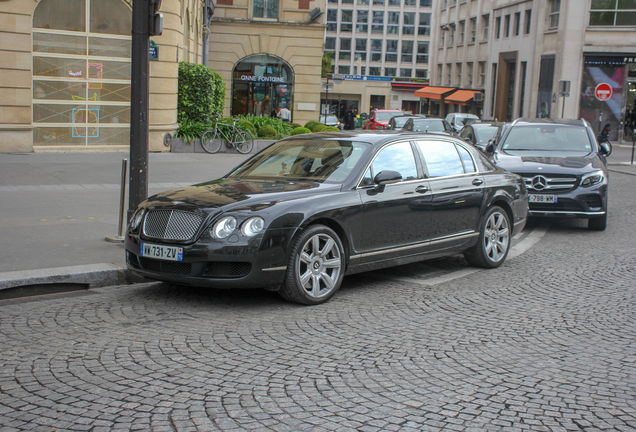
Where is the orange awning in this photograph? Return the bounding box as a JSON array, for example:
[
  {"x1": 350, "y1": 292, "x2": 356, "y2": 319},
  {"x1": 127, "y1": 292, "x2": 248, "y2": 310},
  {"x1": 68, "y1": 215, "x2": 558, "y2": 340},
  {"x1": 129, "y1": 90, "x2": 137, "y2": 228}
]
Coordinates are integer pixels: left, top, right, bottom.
[
  {"x1": 444, "y1": 90, "x2": 481, "y2": 105},
  {"x1": 414, "y1": 86, "x2": 455, "y2": 99}
]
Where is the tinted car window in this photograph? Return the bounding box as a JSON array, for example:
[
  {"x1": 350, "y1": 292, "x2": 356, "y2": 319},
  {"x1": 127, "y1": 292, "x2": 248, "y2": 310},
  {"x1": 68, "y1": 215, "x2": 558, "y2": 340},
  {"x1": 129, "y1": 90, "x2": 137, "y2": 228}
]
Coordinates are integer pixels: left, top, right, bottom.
[
  {"x1": 502, "y1": 125, "x2": 592, "y2": 154},
  {"x1": 392, "y1": 116, "x2": 410, "y2": 128},
  {"x1": 371, "y1": 141, "x2": 418, "y2": 180},
  {"x1": 456, "y1": 145, "x2": 476, "y2": 173},
  {"x1": 417, "y1": 140, "x2": 465, "y2": 177},
  {"x1": 473, "y1": 126, "x2": 499, "y2": 144},
  {"x1": 411, "y1": 119, "x2": 451, "y2": 132}
]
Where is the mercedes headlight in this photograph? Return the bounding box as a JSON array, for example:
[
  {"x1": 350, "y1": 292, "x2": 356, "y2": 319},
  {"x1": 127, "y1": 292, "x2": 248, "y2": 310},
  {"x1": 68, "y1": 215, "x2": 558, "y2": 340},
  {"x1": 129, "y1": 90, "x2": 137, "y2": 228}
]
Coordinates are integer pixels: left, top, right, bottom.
[
  {"x1": 211, "y1": 216, "x2": 237, "y2": 239},
  {"x1": 130, "y1": 209, "x2": 145, "y2": 230},
  {"x1": 580, "y1": 171, "x2": 605, "y2": 187},
  {"x1": 241, "y1": 217, "x2": 265, "y2": 237}
]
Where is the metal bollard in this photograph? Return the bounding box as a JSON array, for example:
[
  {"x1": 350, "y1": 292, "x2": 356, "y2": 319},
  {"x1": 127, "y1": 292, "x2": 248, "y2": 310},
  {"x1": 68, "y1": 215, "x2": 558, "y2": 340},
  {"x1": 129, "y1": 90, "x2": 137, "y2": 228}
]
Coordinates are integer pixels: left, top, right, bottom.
[{"x1": 105, "y1": 159, "x2": 128, "y2": 243}]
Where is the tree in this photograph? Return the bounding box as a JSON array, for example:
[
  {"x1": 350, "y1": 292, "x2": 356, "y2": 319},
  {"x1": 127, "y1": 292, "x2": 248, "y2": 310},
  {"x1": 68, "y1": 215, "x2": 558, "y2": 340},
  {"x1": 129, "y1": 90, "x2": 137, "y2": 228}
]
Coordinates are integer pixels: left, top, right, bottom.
[{"x1": 321, "y1": 53, "x2": 333, "y2": 78}]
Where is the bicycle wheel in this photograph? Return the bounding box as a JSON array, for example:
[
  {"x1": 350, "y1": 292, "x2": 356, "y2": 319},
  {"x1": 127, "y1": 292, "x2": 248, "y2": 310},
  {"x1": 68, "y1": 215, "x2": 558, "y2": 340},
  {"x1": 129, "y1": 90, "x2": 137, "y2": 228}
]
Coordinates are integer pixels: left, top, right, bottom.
[
  {"x1": 200, "y1": 128, "x2": 223, "y2": 154},
  {"x1": 234, "y1": 130, "x2": 254, "y2": 154}
]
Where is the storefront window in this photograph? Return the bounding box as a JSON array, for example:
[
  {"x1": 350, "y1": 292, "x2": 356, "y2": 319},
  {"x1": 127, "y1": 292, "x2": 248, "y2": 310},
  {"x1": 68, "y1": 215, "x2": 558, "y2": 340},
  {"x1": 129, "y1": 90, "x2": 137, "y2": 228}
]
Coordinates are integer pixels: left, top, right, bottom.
[
  {"x1": 32, "y1": 0, "x2": 131, "y2": 146},
  {"x1": 232, "y1": 54, "x2": 294, "y2": 118},
  {"x1": 253, "y1": 0, "x2": 279, "y2": 19}
]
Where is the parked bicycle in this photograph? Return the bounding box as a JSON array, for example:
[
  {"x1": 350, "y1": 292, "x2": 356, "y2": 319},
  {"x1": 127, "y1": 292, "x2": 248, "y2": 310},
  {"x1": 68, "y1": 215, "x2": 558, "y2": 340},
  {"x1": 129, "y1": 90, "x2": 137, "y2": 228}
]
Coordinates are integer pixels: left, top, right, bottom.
[
  {"x1": 200, "y1": 119, "x2": 254, "y2": 154},
  {"x1": 597, "y1": 123, "x2": 613, "y2": 157}
]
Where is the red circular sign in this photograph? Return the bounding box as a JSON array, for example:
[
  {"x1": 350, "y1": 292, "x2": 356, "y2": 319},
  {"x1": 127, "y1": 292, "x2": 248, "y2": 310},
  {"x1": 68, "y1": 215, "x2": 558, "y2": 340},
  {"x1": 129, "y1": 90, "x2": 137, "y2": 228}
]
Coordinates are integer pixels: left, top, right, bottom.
[{"x1": 595, "y1": 83, "x2": 613, "y2": 101}]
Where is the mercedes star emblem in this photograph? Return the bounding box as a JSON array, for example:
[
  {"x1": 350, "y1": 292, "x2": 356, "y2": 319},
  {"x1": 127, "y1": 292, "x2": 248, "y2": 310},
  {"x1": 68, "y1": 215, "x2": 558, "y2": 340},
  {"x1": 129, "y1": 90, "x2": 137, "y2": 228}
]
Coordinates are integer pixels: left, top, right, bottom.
[{"x1": 531, "y1": 175, "x2": 548, "y2": 191}]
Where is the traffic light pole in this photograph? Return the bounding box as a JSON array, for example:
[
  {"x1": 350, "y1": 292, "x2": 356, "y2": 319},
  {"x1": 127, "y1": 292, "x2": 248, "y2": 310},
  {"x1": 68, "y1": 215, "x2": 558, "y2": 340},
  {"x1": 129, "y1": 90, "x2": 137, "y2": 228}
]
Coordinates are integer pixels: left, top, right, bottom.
[{"x1": 128, "y1": 0, "x2": 151, "y2": 221}]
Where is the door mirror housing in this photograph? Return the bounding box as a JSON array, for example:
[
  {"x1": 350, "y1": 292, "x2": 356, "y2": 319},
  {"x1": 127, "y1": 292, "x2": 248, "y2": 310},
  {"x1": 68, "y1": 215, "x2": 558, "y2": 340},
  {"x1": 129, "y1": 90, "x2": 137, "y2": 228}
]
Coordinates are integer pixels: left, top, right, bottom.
[
  {"x1": 371, "y1": 170, "x2": 402, "y2": 193},
  {"x1": 599, "y1": 142, "x2": 611, "y2": 155},
  {"x1": 485, "y1": 139, "x2": 495, "y2": 153}
]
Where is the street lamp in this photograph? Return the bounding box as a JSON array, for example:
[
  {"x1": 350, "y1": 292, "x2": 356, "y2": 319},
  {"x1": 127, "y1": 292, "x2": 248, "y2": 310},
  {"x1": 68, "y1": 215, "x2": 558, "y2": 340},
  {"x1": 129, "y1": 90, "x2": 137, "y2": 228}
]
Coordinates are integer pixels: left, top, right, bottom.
[{"x1": 324, "y1": 73, "x2": 344, "y2": 124}]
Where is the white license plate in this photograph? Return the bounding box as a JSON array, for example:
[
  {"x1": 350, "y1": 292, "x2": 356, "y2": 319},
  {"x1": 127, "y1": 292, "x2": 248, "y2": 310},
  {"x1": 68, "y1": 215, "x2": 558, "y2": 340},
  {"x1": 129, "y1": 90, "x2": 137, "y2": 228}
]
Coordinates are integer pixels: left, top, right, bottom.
[
  {"x1": 529, "y1": 194, "x2": 557, "y2": 203},
  {"x1": 140, "y1": 243, "x2": 183, "y2": 261}
]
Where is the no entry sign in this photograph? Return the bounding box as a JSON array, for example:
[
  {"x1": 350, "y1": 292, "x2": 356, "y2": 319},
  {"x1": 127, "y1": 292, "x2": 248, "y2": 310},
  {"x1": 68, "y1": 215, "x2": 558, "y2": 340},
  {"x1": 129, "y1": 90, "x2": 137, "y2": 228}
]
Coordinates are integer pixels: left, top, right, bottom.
[{"x1": 595, "y1": 83, "x2": 613, "y2": 101}]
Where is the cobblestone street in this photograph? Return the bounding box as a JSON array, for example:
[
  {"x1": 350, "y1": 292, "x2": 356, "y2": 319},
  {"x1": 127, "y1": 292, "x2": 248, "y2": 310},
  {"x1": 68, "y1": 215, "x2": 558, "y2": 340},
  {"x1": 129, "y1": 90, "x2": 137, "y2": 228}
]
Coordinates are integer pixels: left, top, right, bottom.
[{"x1": 0, "y1": 172, "x2": 635, "y2": 432}]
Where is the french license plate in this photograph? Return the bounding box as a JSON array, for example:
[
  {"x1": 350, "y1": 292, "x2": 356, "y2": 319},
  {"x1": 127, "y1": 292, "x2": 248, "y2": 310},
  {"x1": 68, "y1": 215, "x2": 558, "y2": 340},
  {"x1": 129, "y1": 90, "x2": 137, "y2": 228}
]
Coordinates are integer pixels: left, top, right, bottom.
[
  {"x1": 529, "y1": 194, "x2": 557, "y2": 203},
  {"x1": 140, "y1": 243, "x2": 183, "y2": 261}
]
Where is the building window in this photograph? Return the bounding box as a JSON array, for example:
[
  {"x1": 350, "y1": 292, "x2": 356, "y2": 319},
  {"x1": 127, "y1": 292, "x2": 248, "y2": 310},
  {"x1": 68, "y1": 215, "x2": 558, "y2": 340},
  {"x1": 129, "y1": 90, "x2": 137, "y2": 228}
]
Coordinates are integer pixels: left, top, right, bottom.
[
  {"x1": 327, "y1": 9, "x2": 338, "y2": 31},
  {"x1": 355, "y1": 39, "x2": 367, "y2": 61},
  {"x1": 441, "y1": 0, "x2": 448, "y2": 8},
  {"x1": 404, "y1": 0, "x2": 416, "y2": 6},
  {"x1": 458, "y1": 20, "x2": 465, "y2": 44},
  {"x1": 448, "y1": 25, "x2": 455, "y2": 46},
  {"x1": 456, "y1": 63, "x2": 462, "y2": 86},
  {"x1": 590, "y1": 0, "x2": 636, "y2": 26},
  {"x1": 437, "y1": 64, "x2": 442, "y2": 85},
  {"x1": 389, "y1": 0, "x2": 400, "y2": 5},
  {"x1": 32, "y1": 0, "x2": 132, "y2": 146},
  {"x1": 549, "y1": 0, "x2": 560, "y2": 29},
  {"x1": 369, "y1": 67, "x2": 381, "y2": 75},
  {"x1": 504, "y1": 14, "x2": 510, "y2": 37},
  {"x1": 419, "y1": 13, "x2": 431, "y2": 35},
  {"x1": 328, "y1": 0, "x2": 337, "y2": 3},
  {"x1": 388, "y1": 12, "x2": 400, "y2": 35},
  {"x1": 495, "y1": 16, "x2": 501, "y2": 38},
  {"x1": 339, "y1": 38, "x2": 351, "y2": 61},
  {"x1": 519, "y1": 61, "x2": 527, "y2": 117},
  {"x1": 416, "y1": 69, "x2": 428, "y2": 78},
  {"x1": 342, "y1": 0, "x2": 353, "y2": 3},
  {"x1": 325, "y1": 37, "x2": 336, "y2": 50},
  {"x1": 253, "y1": 0, "x2": 279, "y2": 18},
  {"x1": 470, "y1": 17, "x2": 476, "y2": 42},
  {"x1": 417, "y1": 42, "x2": 429, "y2": 64},
  {"x1": 372, "y1": 11, "x2": 384, "y2": 33},
  {"x1": 439, "y1": 30, "x2": 445, "y2": 48},
  {"x1": 361, "y1": 66, "x2": 366, "y2": 75},
  {"x1": 385, "y1": 67, "x2": 396, "y2": 76},
  {"x1": 479, "y1": 61, "x2": 486, "y2": 86},
  {"x1": 358, "y1": 0, "x2": 369, "y2": 4},
  {"x1": 371, "y1": 39, "x2": 383, "y2": 61},
  {"x1": 446, "y1": 63, "x2": 452, "y2": 85},
  {"x1": 386, "y1": 40, "x2": 398, "y2": 62},
  {"x1": 400, "y1": 68, "x2": 412, "y2": 77},
  {"x1": 524, "y1": 10, "x2": 532, "y2": 34},
  {"x1": 401, "y1": 40, "x2": 413, "y2": 63},
  {"x1": 403, "y1": 12, "x2": 416, "y2": 35},
  {"x1": 339, "y1": 65, "x2": 350, "y2": 74},
  {"x1": 373, "y1": 0, "x2": 384, "y2": 5},
  {"x1": 341, "y1": 10, "x2": 353, "y2": 32},
  {"x1": 420, "y1": 0, "x2": 432, "y2": 6},
  {"x1": 514, "y1": 12, "x2": 520, "y2": 36},
  {"x1": 467, "y1": 62, "x2": 473, "y2": 86},
  {"x1": 482, "y1": 14, "x2": 489, "y2": 40},
  {"x1": 357, "y1": 10, "x2": 368, "y2": 33},
  {"x1": 490, "y1": 63, "x2": 497, "y2": 117}
]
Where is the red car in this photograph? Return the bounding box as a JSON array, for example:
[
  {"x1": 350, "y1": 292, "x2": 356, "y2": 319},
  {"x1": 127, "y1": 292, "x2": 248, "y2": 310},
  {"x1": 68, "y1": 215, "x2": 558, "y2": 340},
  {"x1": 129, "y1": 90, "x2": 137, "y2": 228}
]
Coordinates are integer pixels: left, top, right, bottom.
[{"x1": 362, "y1": 109, "x2": 404, "y2": 130}]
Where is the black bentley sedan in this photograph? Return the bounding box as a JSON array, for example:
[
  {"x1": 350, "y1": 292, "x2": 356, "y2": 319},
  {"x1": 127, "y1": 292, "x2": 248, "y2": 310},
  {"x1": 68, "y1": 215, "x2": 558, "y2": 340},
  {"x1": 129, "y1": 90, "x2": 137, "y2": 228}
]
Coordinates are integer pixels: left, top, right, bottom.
[
  {"x1": 126, "y1": 131, "x2": 528, "y2": 305},
  {"x1": 485, "y1": 119, "x2": 609, "y2": 230}
]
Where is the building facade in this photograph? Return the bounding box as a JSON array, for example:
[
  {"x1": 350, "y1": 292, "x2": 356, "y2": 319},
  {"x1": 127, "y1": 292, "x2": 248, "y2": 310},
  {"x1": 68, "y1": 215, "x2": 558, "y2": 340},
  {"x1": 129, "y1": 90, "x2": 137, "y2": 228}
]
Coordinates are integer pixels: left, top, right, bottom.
[
  {"x1": 321, "y1": 0, "x2": 433, "y2": 117},
  {"x1": 430, "y1": 0, "x2": 636, "y2": 142}
]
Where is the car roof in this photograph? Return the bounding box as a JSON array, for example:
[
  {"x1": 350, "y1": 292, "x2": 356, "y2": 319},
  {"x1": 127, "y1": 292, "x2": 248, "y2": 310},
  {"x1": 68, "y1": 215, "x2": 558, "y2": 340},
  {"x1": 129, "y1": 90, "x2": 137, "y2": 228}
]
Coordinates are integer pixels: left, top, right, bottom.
[
  {"x1": 281, "y1": 130, "x2": 460, "y2": 147},
  {"x1": 468, "y1": 121, "x2": 504, "y2": 128},
  {"x1": 510, "y1": 118, "x2": 588, "y2": 127}
]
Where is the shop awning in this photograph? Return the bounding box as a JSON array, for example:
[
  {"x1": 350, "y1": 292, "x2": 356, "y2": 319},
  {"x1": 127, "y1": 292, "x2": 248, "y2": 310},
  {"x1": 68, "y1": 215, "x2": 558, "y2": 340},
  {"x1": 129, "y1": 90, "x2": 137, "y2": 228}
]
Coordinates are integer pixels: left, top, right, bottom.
[
  {"x1": 414, "y1": 86, "x2": 455, "y2": 99},
  {"x1": 391, "y1": 82, "x2": 430, "y2": 92},
  {"x1": 444, "y1": 90, "x2": 481, "y2": 105}
]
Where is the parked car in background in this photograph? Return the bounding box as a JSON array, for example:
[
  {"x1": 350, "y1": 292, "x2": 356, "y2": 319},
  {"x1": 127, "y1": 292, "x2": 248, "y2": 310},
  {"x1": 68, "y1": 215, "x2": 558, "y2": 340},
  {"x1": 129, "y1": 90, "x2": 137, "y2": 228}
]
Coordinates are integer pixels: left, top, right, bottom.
[
  {"x1": 320, "y1": 114, "x2": 343, "y2": 130},
  {"x1": 126, "y1": 131, "x2": 528, "y2": 305},
  {"x1": 446, "y1": 113, "x2": 480, "y2": 132},
  {"x1": 402, "y1": 117, "x2": 454, "y2": 133},
  {"x1": 386, "y1": 114, "x2": 426, "y2": 130},
  {"x1": 459, "y1": 121, "x2": 505, "y2": 150},
  {"x1": 362, "y1": 109, "x2": 404, "y2": 130},
  {"x1": 485, "y1": 118, "x2": 609, "y2": 230}
]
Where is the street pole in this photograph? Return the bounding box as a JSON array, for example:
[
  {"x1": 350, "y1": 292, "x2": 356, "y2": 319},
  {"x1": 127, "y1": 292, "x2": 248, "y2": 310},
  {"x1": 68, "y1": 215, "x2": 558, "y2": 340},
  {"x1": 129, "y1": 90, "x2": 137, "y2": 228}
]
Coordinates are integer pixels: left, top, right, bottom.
[
  {"x1": 128, "y1": 0, "x2": 151, "y2": 221},
  {"x1": 324, "y1": 76, "x2": 330, "y2": 125}
]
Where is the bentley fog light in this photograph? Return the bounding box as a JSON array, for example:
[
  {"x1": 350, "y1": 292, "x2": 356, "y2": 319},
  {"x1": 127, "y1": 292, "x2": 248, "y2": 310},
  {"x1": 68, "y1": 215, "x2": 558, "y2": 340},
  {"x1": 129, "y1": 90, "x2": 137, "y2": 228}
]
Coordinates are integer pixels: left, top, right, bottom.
[
  {"x1": 212, "y1": 216, "x2": 237, "y2": 239},
  {"x1": 241, "y1": 217, "x2": 265, "y2": 237},
  {"x1": 580, "y1": 171, "x2": 604, "y2": 187}
]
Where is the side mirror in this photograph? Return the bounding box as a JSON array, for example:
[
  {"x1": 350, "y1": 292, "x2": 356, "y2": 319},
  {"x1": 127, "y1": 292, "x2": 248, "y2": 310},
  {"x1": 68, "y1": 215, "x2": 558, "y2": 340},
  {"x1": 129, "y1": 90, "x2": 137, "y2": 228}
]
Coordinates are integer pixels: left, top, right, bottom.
[
  {"x1": 485, "y1": 139, "x2": 495, "y2": 153},
  {"x1": 386, "y1": 125, "x2": 393, "y2": 130},
  {"x1": 372, "y1": 170, "x2": 402, "y2": 193},
  {"x1": 599, "y1": 142, "x2": 610, "y2": 156}
]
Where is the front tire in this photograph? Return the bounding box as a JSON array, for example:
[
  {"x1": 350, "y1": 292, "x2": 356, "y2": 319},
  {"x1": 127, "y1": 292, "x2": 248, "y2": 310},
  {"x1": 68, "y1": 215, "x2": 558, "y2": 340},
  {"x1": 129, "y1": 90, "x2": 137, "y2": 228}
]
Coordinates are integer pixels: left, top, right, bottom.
[
  {"x1": 464, "y1": 205, "x2": 511, "y2": 269},
  {"x1": 201, "y1": 129, "x2": 223, "y2": 154},
  {"x1": 234, "y1": 130, "x2": 254, "y2": 154},
  {"x1": 279, "y1": 225, "x2": 345, "y2": 305}
]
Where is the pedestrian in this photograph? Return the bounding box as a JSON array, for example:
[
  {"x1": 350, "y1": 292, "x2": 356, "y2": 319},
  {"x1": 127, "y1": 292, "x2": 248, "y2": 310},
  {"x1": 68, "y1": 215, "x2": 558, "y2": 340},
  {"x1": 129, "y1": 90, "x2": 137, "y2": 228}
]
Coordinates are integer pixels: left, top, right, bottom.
[
  {"x1": 277, "y1": 105, "x2": 291, "y2": 122},
  {"x1": 271, "y1": 106, "x2": 279, "y2": 118}
]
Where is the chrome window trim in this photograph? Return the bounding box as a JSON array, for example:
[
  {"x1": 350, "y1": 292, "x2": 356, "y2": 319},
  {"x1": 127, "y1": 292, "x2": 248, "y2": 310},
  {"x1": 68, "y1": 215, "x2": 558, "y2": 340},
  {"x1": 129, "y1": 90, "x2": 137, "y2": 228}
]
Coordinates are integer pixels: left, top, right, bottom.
[{"x1": 354, "y1": 139, "x2": 422, "y2": 189}]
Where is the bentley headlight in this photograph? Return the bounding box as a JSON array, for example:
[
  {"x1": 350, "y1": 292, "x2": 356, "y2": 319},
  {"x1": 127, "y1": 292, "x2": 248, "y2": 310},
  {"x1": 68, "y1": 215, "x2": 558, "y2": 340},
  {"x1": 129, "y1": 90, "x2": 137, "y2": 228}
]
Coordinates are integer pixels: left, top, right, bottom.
[
  {"x1": 580, "y1": 171, "x2": 604, "y2": 187},
  {"x1": 211, "y1": 216, "x2": 237, "y2": 239},
  {"x1": 130, "y1": 209, "x2": 145, "y2": 230},
  {"x1": 241, "y1": 217, "x2": 265, "y2": 237}
]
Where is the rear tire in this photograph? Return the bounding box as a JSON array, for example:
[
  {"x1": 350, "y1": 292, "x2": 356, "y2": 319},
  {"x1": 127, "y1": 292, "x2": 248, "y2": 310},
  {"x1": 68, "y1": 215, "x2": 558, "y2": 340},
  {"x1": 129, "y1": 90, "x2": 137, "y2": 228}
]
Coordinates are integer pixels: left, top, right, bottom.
[
  {"x1": 201, "y1": 129, "x2": 223, "y2": 154},
  {"x1": 278, "y1": 225, "x2": 345, "y2": 305},
  {"x1": 464, "y1": 205, "x2": 511, "y2": 269},
  {"x1": 234, "y1": 131, "x2": 254, "y2": 154},
  {"x1": 588, "y1": 212, "x2": 607, "y2": 231}
]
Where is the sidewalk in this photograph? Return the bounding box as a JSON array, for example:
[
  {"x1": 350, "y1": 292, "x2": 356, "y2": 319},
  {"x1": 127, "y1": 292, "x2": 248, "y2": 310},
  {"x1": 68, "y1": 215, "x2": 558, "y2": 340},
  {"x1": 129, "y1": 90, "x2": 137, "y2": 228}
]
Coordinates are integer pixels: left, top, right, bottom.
[{"x1": 0, "y1": 147, "x2": 634, "y2": 297}]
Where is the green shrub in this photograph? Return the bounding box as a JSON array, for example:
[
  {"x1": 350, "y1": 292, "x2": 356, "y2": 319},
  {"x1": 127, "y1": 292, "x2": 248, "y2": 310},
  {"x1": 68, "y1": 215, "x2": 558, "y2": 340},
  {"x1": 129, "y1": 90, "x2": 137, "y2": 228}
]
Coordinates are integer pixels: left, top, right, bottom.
[
  {"x1": 290, "y1": 127, "x2": 312, "y2": 136},
  {"x1": 321, "y1": 126, "x2": 341, "y2": 132},
  {"x1": 289, "y1": 123, "x2": 302, "y2": 129},
  {"x1": 174, "y1": 120, "x2": 214, "y2": 143},
  {"x1": 304, "y1": 121, "x2": 322, "y2": 132},
  {"x1": 177, "y1": 62, "x2": 225, "y2": 124},
  {"x1": 258, "y1": 125, "x2": 278, "y2": 138},
  {"x1": 236, "y1": 115, "x2": 293, "y2": 137},
  {"x1": 236, "y1": 119, "x2": 257, "y2": 138}
]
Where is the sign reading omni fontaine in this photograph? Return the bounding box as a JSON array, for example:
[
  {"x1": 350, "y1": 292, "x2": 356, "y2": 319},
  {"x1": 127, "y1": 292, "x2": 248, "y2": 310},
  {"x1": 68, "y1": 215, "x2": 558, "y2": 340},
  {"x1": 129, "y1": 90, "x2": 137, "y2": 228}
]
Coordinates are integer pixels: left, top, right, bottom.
[{"x1": 239, "y1": 76, "x2": 287, "y2": 83}]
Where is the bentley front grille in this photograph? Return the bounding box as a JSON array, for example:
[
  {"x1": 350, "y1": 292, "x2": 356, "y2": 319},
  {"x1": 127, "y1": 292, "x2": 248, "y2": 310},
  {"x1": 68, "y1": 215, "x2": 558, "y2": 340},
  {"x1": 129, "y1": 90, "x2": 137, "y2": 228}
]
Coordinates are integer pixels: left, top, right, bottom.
[{"x1": 143, "y1": 209, "x2": 203, "y2": 241}]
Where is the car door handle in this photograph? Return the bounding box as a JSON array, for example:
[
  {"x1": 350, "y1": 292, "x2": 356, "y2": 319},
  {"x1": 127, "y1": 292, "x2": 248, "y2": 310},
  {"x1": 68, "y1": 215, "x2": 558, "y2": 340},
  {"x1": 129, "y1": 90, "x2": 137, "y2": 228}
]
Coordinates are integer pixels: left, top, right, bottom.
[
  {"x1": 415, "y1": 185, "x2": 429, "y2": 194},
  {"x1": 472, "y1": 179, "x2": 484, "y2": 186}
]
